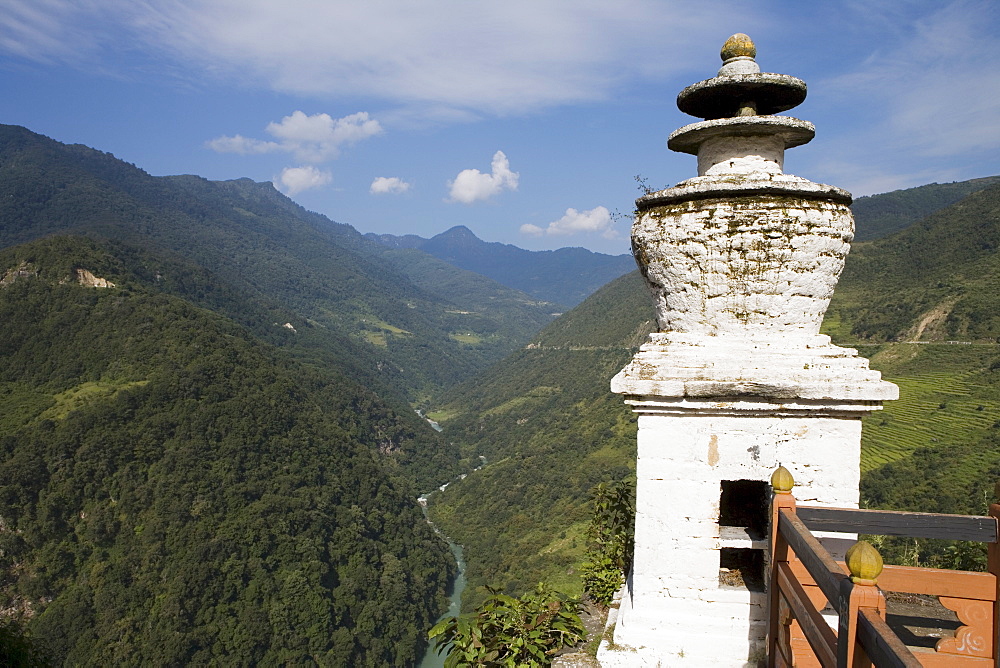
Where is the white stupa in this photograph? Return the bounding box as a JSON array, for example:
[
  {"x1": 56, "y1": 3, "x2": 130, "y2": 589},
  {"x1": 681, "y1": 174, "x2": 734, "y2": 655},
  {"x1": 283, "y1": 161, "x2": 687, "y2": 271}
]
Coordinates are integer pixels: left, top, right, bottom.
[{"x1": 598, "y1": 34, "x2": 897, "y2": 667}]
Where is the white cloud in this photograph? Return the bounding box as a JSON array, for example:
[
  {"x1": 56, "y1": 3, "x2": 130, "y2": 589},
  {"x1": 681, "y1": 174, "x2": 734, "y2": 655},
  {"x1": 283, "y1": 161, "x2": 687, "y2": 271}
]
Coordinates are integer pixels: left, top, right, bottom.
[
  {"x1": 522, "y1": 206, "x2": 616, "y2": 239},
  {"x1": 370, "y1": 177, "x2": 411, "y2": 195},
  {"x1": 7, "y1": 1, "x2": 998, "y2": 199},
  {"x1": 275, "y1": 166, "x2": 332, "y2": 195},
  {"x1": 205, "y1": 134, "x2": 279, "y2": 155},
  {"x1": 447, "y1": 151, "x2": 519, "y2": 204},
  {"x1": 0, "y1": 0, "x2": 744, "y2": 117},
  {"x1": 209, "y1": 111, "x2": 382, "y2": 163}
]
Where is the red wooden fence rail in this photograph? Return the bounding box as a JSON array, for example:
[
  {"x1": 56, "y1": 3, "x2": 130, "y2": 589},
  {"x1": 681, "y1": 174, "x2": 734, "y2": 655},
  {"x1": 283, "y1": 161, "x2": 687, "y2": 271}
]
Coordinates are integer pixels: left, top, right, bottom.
[{"x1": 766, "y1": 467, "x2": 1000, "y2": 667}]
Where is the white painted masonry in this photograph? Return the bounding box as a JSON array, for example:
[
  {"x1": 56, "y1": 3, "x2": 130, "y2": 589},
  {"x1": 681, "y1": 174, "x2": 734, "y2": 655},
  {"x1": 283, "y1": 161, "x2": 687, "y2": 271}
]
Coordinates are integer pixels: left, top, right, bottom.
[{"x1": 597, "y1": 35, "x2": 897, "y2": 667}]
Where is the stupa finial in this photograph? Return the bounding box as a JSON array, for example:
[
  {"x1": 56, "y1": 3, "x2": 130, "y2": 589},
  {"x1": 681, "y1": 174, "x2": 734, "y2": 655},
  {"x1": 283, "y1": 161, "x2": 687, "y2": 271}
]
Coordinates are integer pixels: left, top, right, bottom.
[
  {"x1": 719, "y1": 33, "x2": 760, "y2": 76},
  {"x1": 721, "y1": 33, "x2": 756, "y2": 61}
]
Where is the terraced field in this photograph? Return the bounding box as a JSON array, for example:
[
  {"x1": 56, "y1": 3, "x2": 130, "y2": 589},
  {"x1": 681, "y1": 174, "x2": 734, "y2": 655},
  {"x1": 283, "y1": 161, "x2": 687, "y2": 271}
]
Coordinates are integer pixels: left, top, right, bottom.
[{"x1": 859, "y1": 344, "x2": 1000, "y2": 473}]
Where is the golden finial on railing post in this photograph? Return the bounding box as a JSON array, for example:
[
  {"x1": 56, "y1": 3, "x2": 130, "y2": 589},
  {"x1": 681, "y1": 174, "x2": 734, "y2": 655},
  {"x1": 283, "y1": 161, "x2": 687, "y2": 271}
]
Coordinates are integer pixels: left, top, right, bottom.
[
  {"x1": 839, "y1": 540, "x2": 887, "y2": 667},
  {"x1": 769, "y1": 466, "x2": 797, "y2": 535},
  {"x1": 771, "y1": 465, "x2": 794, "y2": 494},
  {"x1": 767, "y1": 466, "x2": 798, "y2": 664},
  {"x1": 846, "y1": 540, "x2": 883, "y2": 586}
]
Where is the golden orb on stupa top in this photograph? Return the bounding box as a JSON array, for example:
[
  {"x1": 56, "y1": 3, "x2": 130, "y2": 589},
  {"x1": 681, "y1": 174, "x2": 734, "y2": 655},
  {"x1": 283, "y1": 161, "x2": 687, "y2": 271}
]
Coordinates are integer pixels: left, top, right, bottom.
[{"x1": 721, "y1": 33, "x2": 756, "y2": 61}]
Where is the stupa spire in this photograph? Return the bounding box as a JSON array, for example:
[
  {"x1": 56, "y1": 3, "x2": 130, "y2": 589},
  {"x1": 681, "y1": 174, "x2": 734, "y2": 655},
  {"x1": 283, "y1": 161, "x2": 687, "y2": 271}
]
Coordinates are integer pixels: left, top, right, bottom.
[
  {"x1": 668, "y1": 34, "x2": 815, "y2": 178},
  {"x1": 677, "y1": 33, "x2": 806, "y2": 120}
]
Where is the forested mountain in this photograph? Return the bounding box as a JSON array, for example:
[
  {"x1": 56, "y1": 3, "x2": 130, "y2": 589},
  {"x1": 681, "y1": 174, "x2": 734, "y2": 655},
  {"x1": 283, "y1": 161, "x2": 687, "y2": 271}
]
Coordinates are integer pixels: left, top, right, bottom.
[
  {"x1": 428, "y1": 181, "x2": 1000, "y2": 606},
  {"x1": 851, "y1": 175, "x2": 1000, "y2": 242},
  {"x1": 0, "y1": 123, "x2": 574, "y2": 665},
  {"x1": 427, "y1": 273, "x2": 653, "y2": 604},
  {"x1": 828, "y1": 182, "x2": 1000, "y2": 522},
  {"x1": 0, "y1": 125, "x2": 556, "y2": 402},
  {"x1": 367, "y1": 225, "x2": 636, "y2": 307},
  {"x1": 828, "y1": 181, "x2": 1000, "y2": 343},
  {"x1": 0, "y1": 236, "x2": 456, "y2": 665}
]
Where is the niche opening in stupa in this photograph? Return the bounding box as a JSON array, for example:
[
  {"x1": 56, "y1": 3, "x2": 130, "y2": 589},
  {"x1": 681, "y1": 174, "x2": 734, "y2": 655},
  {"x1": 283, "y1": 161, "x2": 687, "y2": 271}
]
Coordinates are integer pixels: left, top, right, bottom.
[{"x1": 719, "y1": 479, "x2": 769, "y2": 538}]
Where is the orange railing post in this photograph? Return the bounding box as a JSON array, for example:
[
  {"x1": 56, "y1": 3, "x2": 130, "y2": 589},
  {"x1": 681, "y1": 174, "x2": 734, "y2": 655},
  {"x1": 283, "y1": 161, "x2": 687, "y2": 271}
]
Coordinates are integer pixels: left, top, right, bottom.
[
  {"x1": 989, "y1": 483, "x2": 1000, "y2": 668},
  {"x1": 837, "y1": 541, "x2": 886, "y2": 668},
  {"x1": 768, "y1": 466, "x2": 797, "y2": 667}
]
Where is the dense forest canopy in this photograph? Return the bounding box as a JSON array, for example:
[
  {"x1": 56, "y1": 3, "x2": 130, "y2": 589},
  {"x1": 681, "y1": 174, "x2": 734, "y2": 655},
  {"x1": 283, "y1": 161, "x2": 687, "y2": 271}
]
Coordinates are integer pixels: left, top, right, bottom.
[
  {"x1": 0, "y1": 123, "x2": 592, "y2": 665},
  {"x1": 0, "y1": 236, "x2": 462, "y2": 665}
]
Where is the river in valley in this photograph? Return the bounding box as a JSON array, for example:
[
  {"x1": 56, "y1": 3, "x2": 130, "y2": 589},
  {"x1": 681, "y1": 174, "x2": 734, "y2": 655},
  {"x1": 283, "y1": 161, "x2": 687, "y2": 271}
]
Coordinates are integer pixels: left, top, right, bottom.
[
  {"x1": 416, "y1": 485, "x2": 467, "y2": 668},
  {"x1": 414, "y1": 451, "x2": 487, "y2": 667}
]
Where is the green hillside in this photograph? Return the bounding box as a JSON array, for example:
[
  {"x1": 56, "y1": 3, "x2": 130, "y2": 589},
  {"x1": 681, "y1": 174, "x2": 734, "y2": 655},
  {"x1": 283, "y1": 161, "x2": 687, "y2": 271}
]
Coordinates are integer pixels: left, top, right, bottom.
[
  {"x1": 851, "y1": 176, "x2": 1000, "y2": 242},
  {"x1": 376, "y1": 247, "x2": 559, "y2": 359},
  {"x1": 426, "y1": 273, "x2": 654, "y2": 605},
  {"x1": 856, "y1": 344, "x2": 1000, "y2": 490},
  {"x1": 825, "y1": 184, "x2": 1000, "y2": 503},
  {"x1": 0, "y1": 125, "x2": 555, "y2": 401},
  {"x1": 0, "y1": 236, "x2": 457, "y2": 665},
  {"x1": 430, "y1": 184, "x2": 1000, "y2": 606},
  {"x1": 530, "y1": 271, "x2": 654, "y2": 349},
  {"x1": 828, "y1": 182, "x2": 1000, "y2": 342},
  {"x1": 0, "y1": 124, "x2": 567, "y2": 664}
]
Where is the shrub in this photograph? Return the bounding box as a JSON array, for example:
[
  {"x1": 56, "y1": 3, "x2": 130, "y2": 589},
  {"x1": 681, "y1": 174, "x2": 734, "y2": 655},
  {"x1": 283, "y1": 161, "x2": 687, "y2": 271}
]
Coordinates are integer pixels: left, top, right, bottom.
[
  {"x1": 581, "y1": 480, "x2": 634, "y2": 606},
  {"x1": 579, "y1": 555, "x2": 623, "y2": 607},
  {"x1": 428, "y1": 583, "x2": 584, "y2": 667},
  {"x1": 0, "y1": 619, "x2": 51, "y2": 667}
]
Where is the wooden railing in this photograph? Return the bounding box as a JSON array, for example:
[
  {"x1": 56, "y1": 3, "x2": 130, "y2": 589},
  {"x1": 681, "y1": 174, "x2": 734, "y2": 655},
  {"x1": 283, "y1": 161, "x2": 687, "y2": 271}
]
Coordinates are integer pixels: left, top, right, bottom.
[{"x1": 767, "y1": 467, "x2": 1000, "y2": 667}]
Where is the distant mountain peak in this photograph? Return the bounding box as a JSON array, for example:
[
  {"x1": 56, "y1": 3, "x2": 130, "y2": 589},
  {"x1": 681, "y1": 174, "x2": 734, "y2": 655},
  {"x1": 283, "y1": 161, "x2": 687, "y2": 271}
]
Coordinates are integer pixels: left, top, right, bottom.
[
  {"x1": 438, "y1": 225, "x2": 478, "y2": 239},
  {"x1": 365, "y1": 225, "x2": 635, "y2": 306}
]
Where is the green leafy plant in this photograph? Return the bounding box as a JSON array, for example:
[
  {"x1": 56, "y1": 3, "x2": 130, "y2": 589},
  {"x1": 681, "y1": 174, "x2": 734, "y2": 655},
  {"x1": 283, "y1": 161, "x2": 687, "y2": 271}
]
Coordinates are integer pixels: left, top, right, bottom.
[
  {"x1": 581, "y1": 480, "x2": 635, "y2": 606},
  {"x1": 428, "y1": 583, "x2": 584, "y2": 667},
  {"x1": 579, "y1": 555, "x2": 623, "y2": 608}
]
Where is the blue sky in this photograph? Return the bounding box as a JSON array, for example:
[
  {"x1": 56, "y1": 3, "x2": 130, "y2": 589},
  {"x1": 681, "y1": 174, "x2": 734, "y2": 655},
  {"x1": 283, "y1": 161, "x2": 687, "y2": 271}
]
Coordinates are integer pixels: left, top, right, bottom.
[{"x1": 2, "y1": 0, "x2": 998, "y2": 255}]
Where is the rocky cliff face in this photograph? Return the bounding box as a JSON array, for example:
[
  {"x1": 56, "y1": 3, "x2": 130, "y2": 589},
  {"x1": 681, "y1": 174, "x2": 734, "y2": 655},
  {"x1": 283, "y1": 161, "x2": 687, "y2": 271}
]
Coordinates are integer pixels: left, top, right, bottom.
[
  {"x1": 71, "y1": 268, "x2": 116, "y2": 288},
  {"x1": 1, "y1": 263, "x2": 116, "y2": 289},
  {"x1": 0, "y1": 261, "x2": 38, "y2": 286}
]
